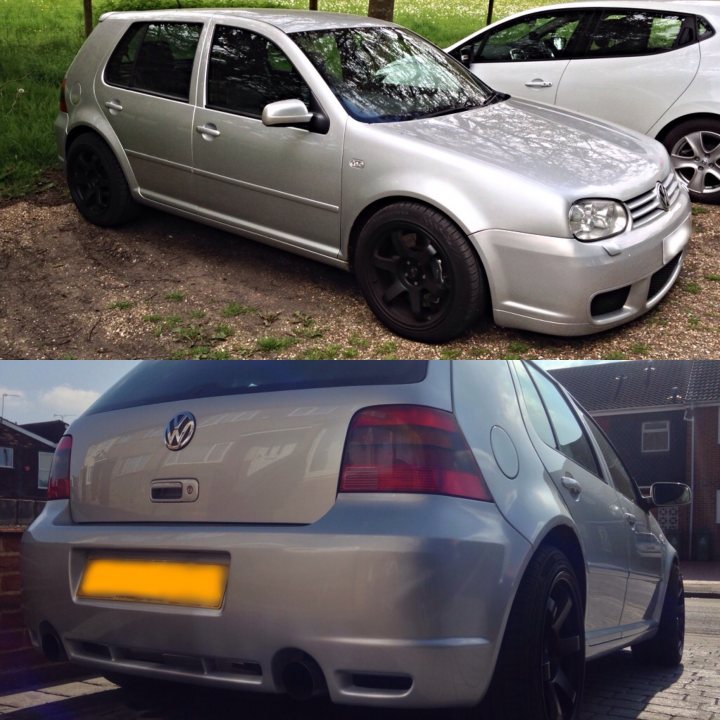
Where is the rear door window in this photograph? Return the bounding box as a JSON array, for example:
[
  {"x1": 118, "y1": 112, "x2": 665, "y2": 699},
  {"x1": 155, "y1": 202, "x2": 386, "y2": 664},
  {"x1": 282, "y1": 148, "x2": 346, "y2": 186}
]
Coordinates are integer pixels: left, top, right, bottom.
[{"x1": 105, "y1": 22, "x2": 202, "y2": 101}]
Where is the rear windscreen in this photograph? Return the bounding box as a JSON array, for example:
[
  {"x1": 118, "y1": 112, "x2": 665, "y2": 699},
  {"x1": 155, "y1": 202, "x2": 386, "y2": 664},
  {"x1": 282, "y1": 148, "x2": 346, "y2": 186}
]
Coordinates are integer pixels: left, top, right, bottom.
[{"x1": 85, "y1": 361, "x2": 429, "y2": 415}]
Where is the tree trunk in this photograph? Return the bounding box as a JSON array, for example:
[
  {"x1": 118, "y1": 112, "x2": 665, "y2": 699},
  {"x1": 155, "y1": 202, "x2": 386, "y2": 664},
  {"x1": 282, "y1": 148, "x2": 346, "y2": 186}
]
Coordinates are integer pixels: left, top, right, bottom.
[
  {"x1": 367, "y1": 0, "x2": 394, "y2": 22},
  {"x1": 486, "y1": 0, "x2": 495, "y2": 25},
  {"x1": 309, "y1": 0, "x2": 318, "y2": 10},
  {"x1": 83, "y1": 0, "x2": 92, "y2": 37}
]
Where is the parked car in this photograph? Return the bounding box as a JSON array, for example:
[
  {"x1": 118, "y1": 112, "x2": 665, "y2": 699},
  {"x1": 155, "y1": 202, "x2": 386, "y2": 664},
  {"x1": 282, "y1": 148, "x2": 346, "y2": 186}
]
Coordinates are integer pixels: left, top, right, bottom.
[
  {"x1": 23, "y1": 360, "x2": 691, "y2": 719},
  {"x1": 447, "y1": 0, "x2": 720, "y2": 204},
  {"x1": 55, "y1": 9, "x2": 691, "y2": 343}
]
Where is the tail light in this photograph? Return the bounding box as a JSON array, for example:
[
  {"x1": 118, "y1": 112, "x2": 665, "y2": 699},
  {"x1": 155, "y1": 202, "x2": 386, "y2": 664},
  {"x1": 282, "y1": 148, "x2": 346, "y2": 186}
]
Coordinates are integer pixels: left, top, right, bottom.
[
  {"x1": 47, "y1": 435, "x2": 72, "y2": 500},
  {"x1": 59, "y1": 79, "x2": 68, "y2": 113},
  {"x1": 339, "y1": 405, "x2": 492, "y2": 502}
]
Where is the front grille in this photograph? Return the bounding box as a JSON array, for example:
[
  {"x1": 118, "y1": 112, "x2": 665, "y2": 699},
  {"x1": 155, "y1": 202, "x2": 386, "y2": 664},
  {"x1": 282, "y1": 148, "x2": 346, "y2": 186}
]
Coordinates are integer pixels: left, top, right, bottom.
[
  {"x1": 626, "y1": 172, "x2": 680, "y2": 229},
  {"x1": 648, "y1": 252, "x2": 682, "y2": 300},
  {"x1": 591, "y1": 286, "x2": 630, "y2": 317}
]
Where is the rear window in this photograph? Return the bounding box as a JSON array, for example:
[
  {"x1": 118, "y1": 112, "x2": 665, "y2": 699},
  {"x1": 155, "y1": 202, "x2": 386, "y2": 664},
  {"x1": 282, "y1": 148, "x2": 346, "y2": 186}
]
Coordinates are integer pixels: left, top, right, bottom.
[{"x1": 86, "y1": 361, "x2": 429, "y2": 414}]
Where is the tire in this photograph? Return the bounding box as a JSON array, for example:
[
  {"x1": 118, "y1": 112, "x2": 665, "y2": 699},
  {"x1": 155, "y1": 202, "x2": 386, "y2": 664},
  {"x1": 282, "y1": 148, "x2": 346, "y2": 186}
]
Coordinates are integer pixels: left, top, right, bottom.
[
  {"x1": 631, "y1": 563, "x2": 685, "y2": 667},
  {"x1": 482, "y1": 546, "x2": 585, "y2": 720},
  {"x1": 354, "y1": 202, "x2": 485, "y2": 343},
  {"x1": 66, "y1": 133, "x2": 139, "y2": 226},
  {"x1": 661, "y1": 118, "x2": 720, "y2": 205}
]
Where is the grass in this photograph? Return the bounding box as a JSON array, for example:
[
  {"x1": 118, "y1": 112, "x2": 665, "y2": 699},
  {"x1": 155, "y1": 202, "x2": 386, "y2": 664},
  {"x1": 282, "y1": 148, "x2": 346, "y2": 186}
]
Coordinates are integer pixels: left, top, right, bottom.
[{"x1": 0, "y1": 0, "x2": 549, "y2": 198}]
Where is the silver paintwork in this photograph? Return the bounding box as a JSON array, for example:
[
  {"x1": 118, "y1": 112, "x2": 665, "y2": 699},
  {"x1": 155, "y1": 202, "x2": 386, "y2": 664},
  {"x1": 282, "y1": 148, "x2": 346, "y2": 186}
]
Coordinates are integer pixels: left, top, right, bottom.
[
  {"x1": 23, "y1": 360, "x2": 686, "y2": 708},
  {"x1": 55, "y1": 9, "x2": 692, "y2": 336}
]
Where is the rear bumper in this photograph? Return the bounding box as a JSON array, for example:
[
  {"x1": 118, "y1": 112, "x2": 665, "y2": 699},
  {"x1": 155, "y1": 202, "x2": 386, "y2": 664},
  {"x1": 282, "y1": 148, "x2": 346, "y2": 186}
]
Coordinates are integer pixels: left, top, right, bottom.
[
  {"x1": 473, "y1": 190, "x2": 692, "y2": 336},
  {"x1": 22, "y1": 495, "x2": 529, "y2": 708}
]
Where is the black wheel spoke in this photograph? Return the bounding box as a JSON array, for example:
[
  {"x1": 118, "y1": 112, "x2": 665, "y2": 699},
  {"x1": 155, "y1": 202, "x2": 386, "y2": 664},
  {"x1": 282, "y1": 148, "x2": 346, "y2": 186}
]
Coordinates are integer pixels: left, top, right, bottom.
[
  {"x1": 545, "y1": 679, "x2": 563, "y2": 720},
  {"x1": 557, "y1": 634, "x2": 581, "y2": 657},
  {"x1": 390, "y1": 230, "x2": 410, "y2": 258},
  {"x1": 552, "y1": 596, "x2": 572, "y2": 634},
  {"x1": 407, "y1": 286, "x2": 424, "y2": 318},
  {"x1": 553, "y1": 667, "x2": 576, "y2": 704},
  {"x1": 373, "y1": 254, "x2": 398, "y2": 274},
  {"x1": 383, "y1": 279, "x2": 406, "y2": 304}
]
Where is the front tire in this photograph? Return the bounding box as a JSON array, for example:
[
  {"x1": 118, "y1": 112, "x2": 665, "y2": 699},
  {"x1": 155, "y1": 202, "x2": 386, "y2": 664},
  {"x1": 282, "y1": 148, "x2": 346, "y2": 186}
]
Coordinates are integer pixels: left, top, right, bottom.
[
  {"x1": 482, "y1": 546, "x2": 585, "y2": 720},
  {"x1": 355, "y1": 202, "x2": 485, "y2": 343},
  {"x1": 662, "y1": 119, "x2": 720, "y2": 204},
  {"x1": 631, "y1": 563, "x2": 685, "y2": 666},
  {"x1": 67, "y1": 133, "x2": 139, "y2": 226}
]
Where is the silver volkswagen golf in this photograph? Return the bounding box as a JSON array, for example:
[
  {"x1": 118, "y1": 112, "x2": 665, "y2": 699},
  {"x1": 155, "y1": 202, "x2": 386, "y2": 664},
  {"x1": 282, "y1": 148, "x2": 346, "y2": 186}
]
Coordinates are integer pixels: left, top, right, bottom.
[
  {"x1": 22, "y1": 361, "x2": 689, "y2": 719},
  {"x1": 55, "y1": 10, "x2": 692, "y2": 343}
]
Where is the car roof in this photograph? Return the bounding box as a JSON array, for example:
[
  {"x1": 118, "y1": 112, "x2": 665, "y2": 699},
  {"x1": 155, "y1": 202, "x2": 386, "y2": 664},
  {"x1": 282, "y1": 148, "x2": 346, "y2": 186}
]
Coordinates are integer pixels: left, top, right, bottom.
[
  {"x1": 487, "y1": 0, "x2": 720, "y2": 18},
  {"x1": 98, "y1": 8, "x2": 396, "y2": 33}
]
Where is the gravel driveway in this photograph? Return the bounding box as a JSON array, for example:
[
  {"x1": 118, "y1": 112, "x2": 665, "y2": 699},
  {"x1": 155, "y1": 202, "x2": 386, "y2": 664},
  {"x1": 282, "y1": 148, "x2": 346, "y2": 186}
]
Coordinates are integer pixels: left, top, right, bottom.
[{"x1": 1, "y1": 176, "x2": 718, "y2": 360}]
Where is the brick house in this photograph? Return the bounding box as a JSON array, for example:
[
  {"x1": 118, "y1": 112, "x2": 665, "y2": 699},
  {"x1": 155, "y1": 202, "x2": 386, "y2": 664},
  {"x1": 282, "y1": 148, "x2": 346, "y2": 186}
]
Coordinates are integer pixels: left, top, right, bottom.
[
  {"x1": 551, "y1": 360, "x2": 720, "y2": 561},
  {"x1": 0, "y1": 419, "x2": 61, "y2": 525}
]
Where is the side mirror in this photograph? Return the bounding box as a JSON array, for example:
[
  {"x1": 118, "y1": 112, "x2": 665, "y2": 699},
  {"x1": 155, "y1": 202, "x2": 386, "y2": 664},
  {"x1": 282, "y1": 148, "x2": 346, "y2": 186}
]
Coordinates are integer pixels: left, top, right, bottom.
[
  {"x1": 648, "y1": 482, "x2": 691, "y2": 508},
  {"x1": 262, "y1": 99, "x2": 313, "y2": 127},
  {"x1": 458, "y1": 45, "x2": 473, "y2": 68}
]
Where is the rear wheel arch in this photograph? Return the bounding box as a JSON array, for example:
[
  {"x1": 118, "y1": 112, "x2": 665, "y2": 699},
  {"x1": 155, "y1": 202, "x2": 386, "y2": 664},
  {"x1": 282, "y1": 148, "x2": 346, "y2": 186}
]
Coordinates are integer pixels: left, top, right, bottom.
[
  {"x1": 539, "y1": 524, "x2": 587, "y2": 614},
  {"x1": 655, "y1": 112, "x2": 720, "y2": 145}
]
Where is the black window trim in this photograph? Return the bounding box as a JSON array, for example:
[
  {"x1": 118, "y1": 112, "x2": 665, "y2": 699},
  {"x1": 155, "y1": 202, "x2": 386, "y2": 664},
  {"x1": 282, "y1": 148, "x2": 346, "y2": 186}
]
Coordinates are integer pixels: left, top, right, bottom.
[{"x1": 696, "y1": 14, "x2": 716, "y2": 42}]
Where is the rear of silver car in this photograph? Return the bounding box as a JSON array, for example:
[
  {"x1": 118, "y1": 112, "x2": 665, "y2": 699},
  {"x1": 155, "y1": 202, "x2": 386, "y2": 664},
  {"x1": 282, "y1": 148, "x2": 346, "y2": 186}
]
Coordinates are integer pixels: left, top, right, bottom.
[{"x1": 22, "y1": 361, "x2": 529, "y2": 708}]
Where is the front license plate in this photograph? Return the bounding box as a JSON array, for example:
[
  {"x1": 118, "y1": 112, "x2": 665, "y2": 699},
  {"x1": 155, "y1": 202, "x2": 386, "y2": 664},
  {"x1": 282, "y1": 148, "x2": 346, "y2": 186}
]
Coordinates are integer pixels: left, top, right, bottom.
[{"x1": 78, "y1": 558, "x2": 228, "y2": 609}]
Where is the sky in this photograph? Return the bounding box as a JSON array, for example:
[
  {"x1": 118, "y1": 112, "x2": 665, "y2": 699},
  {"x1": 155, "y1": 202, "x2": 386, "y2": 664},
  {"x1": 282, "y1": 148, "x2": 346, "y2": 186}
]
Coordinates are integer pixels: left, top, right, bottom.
[
  {"x1": 0, "y1": 359, "x2": 597, "y2": 427},
  {"x1": 0, "y1": 361, "x2": 140, "y2": 425}
]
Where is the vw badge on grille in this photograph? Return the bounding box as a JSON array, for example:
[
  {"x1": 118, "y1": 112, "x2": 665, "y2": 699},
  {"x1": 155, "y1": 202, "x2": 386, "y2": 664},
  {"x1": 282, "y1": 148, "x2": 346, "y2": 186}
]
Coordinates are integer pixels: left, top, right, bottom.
[
  {"x1": 164, "y1": 412, "x2": 196, "y2": 451},
  {"x1": 656, "y1": 182, "x2": 670, "y2": 212}
]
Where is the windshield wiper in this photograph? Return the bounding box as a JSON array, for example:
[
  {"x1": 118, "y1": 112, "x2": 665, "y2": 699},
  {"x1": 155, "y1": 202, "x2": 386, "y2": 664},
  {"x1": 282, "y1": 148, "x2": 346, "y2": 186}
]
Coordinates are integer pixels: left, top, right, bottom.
[{"x1": 482, "y1": 90, "x2": 510, "y2": 106}]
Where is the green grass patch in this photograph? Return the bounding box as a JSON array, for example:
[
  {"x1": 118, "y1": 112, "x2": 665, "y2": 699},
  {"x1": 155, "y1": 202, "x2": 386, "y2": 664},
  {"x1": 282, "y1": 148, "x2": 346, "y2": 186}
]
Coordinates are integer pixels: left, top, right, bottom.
[
  {"x1": 165, "y1": 291, "x2": 185, "y2": 302},
  {"x1": 108, "y1": 300, "x2": 132, "y2": 310},
  {"x1": 299, "y1": 343, "x2": 344, "y2": 359},
  {"x1": 222, "y1": 301, "x2": 256, "y2": 317},
  {"x1": 705, "y1": 274, "x2": 720, "y2": 282},
  {"x1": 602, "y1": 350, "x2": 627, "y2": 360},
  {"x1": 256, "y1": 335, "x2": 297, "y2": 352},
  {"x1": 629, "y1": 342, "x2": 649, "y2": 357},
  {"x1": 691, "y1": 205, "x2": 708, "y2": 216},
  {"x1": 683, "y1": 282, "x2": 701, "y2": 295}
]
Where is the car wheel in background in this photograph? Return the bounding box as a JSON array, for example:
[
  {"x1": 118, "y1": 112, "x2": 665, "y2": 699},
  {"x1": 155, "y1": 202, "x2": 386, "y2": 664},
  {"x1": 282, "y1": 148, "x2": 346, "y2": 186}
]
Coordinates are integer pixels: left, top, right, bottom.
[
  {"x1": 482, "y1": 546, "x2": 585, "y2": 720},
  {"x1": 632, "y1": 563, "x2": 685, "y2": 667},
  {"x1": 355, "y1": 202, "x2": 484, "y2": 343},
  {"x1": 662, "y1": 119, "x2": 720, "y2": 205},
  {"x1": 67, "y1": 133, "x2": 139, "y2": 226}
]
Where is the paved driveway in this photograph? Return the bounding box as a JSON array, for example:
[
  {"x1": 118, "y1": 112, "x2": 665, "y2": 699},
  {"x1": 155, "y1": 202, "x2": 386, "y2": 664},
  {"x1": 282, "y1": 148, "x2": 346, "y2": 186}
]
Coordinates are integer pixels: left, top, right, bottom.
[{"x1": 1, "y1": 598, "x2": 718, "y2": 719}]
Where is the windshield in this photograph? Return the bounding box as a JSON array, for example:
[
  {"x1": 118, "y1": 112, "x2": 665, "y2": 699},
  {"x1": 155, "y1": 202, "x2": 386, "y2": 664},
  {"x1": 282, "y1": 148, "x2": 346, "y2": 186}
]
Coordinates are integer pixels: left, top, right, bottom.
[{"x1": 291, "y1": 26, "x2": 495, "y2": 123}]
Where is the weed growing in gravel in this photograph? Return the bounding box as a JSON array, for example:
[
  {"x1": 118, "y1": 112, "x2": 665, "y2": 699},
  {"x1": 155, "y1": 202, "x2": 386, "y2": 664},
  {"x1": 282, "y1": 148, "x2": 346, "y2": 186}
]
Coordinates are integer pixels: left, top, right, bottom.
[
  {"x1": 109, "y1": 300, "x2": 132, "y2": 310},
  {"x1": 143, "y1": 314, "x2": 163, "y2": 323},
  {"x1": 165, "y1": 291, "x2": 185, "y2": 302},
  {"x1": 688, "y1": 314, "x2": 701, "y2": 328},
  {"x1": 507, "y1": 340, "x2": 531, "y2": 355},
  {"x1": 629, "y1": 342, "x2": 649, "y2": 356},
  {"x1": 705, "y1": 274, "x2": 720, "y2": 282},
  {"x1": 377, "y1": 341, "x2": 398, "y2": 358},
  {"x1": 300, "y1": 344, "x2": 344, "y2": 359},
  {"x1": 439, "y1": 348, "x2": 463, "y2": 359},
  {"x1": 257, "y1": 336, "x2": 296, "y2": 352},
  {"x1": 213, "y1": 324, "x2": 234, "y2": 340},
  {"x1": 348, "y1": 334, "x2": 370, "y2": 350},
  {"x1": 691, "y1": 206, "x2": 709, "y2": 216},
  {"x1": 683, "y1": 282, "x2": 701, "y2": 295},
  {"x1": 602, "y1": 351, "x2": 627, "y2": 360},
  {"x1": 222, "y1": 302, "x2": 256, "y2": 317}
]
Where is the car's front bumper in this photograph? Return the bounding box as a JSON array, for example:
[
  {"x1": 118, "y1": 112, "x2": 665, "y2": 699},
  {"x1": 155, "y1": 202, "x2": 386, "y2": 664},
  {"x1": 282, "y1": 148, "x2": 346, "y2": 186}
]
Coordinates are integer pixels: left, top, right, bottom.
[
  {"x1": 22, "y1": 495, "x2": 529, "y2": 708},
  {"x1": 472, "y1": 190, "x2": 692, "y2": 336}
]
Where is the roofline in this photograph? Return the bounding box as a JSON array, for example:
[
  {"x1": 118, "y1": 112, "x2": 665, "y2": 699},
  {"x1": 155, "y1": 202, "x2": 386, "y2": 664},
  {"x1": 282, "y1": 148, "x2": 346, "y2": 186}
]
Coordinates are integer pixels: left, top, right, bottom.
[
  {"x1": 588, "y1": 400, "x2": 720, "y2": 418},
  {"x1": 0, "y1": 418, "x2": 58, "y2": 449}
]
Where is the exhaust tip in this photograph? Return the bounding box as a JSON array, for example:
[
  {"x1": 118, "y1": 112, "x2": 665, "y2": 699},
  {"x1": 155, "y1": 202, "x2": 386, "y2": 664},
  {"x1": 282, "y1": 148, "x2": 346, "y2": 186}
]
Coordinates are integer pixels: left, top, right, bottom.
[
  {"x1": 39, "y1": 623, "x2": 67, "y2": 662},
  {"x1": 274, "y1": 649, "x2": 327, "y2": 701}
]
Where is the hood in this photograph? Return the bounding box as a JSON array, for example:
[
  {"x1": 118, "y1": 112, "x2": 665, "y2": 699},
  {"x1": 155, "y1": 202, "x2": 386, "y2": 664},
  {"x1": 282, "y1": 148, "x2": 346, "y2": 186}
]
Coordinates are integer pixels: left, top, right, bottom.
[{"x1": 380, "y1": 98, "x2": 670, "y2": 200}]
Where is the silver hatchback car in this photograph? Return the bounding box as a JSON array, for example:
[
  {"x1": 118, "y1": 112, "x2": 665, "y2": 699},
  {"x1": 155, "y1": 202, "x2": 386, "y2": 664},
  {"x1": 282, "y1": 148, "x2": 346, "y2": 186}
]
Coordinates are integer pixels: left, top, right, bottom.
[
  {"x1": 55, "y1": 10, "x2": 692, "y2": 343},
  {"x1": 23, "y1": 360, "x2": 690, "y2": 719}
]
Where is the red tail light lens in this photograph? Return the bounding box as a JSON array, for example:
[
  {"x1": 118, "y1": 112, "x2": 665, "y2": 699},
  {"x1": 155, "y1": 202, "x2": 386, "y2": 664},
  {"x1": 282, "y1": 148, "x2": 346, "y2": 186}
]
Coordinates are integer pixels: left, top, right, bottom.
[
  {"x1": 339, "y1": 405, "x2": 492, "y2": 502},
  {"x1": 47, "y1": 435, "x2": 72, "y2": 500},
  {"x1": 59, "y1": 79, "x2": 68, "y2": 113}
]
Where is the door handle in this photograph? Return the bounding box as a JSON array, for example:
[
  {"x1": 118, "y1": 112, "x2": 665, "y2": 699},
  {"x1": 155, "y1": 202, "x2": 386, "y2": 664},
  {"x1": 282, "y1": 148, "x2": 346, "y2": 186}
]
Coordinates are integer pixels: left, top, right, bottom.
[
  {"x1": 624, "y1": 512, "x2": 637, "y2": 528},
  {"x1": 196, "y1": 123, "x2": 221, "y2": 138},
  {"x1": 524, "y1": 79, "x2": 553, "y2": 88},
  {"x1": 561, "y1": 476, "x2": 582, "y2": 496},
  {"x1": 104, "y1": 100, "x2": 123, "y2": 112}
]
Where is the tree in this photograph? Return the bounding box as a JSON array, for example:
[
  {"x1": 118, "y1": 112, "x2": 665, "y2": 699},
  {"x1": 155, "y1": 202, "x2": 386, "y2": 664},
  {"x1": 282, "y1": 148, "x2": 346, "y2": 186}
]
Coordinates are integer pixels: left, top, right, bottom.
[
  {"x1": 83, "y1": 0, "x2": 92, "y2": 37},
  {"x1": 367, "y1": 0, "x2": 394, "y2": 22}
]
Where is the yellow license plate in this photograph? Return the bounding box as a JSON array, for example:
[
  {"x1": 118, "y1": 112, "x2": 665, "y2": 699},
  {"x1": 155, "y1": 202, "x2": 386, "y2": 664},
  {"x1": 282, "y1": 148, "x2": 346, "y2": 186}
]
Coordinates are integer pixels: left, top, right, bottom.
[{"x1": 78, "y1": 558, "x2": 228, "y2": 609}]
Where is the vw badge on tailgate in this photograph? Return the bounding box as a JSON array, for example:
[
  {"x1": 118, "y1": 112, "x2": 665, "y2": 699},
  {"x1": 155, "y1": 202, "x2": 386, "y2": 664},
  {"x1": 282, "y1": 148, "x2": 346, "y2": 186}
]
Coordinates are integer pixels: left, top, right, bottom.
[{"x1": 164, "y1": 412, "x2": 196, "y2": 451}]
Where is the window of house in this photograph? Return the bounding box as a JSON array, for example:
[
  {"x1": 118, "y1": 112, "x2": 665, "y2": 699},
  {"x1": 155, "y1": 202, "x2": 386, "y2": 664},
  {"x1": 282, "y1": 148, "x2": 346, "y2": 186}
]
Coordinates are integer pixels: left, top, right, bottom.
[
  {"x1": 641, "y1": 419, "x2": 670, "y2": 452},
  {"x1": 38, "y1": 451, "x2": 53, "y2": 489},
  {"x1": 105, "y1": 22, "x2": 203, "y2": 101},
  {"x1": 0, "y1": 446, "x2": 14, "y2": 468}
]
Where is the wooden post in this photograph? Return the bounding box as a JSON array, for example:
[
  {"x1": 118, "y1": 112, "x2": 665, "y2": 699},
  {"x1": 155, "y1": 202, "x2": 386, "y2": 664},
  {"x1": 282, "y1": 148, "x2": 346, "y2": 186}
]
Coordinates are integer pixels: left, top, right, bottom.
[
  {"x1": 486, "y1": 0, "x2": 495, "y2": 25},
  {"x1": 83, "y1": 0, "x2": 93, "y2": 37},
  {"x1": 367, "y1": 0, "x2": 394, "y2": 21},
  {"x1": 309, "y1": 0, "x2": 318, "y2": 10}
]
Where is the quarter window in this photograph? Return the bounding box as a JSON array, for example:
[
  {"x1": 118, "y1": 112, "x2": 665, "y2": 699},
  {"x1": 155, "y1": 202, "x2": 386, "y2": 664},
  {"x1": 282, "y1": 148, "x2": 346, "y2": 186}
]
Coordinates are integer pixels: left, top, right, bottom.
[
  {"x1": 207, "y1": 26, "x2": 311, "y2": 117},
  {"x1": 641, "y1": 420, "x2": 670, "y2": 453},
  {"x1": 698, "y1": 17, "x2": 714, "y2": 40},
  {"x1": 105, "y1": 22, "x2": 202, "y2": 101},
  {"x1": 588, "y1": 11, "x2": 686, "y2": 56},
  {"x1": 0, "y1": 446, "x2": 13, "y2": 469}
]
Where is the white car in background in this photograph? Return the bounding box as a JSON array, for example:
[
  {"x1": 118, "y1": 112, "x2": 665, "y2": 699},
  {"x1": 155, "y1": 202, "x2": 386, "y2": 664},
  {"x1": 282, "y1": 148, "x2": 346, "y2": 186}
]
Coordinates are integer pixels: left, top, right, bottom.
[{"x1": 447, "y1": 0, "x2": 720, "y2": 204}]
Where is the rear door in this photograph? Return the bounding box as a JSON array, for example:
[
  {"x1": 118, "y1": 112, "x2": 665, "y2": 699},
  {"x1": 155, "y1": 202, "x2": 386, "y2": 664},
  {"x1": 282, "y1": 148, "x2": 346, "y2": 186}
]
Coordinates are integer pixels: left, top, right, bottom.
[
  {"x1": 96, "y1": 20, "x2": 204, "y2": 206},
  {"x1": 513, "y1": 363, "x2": 629, "y2": 643},
  {"x1": 556, "y1": 9, "x2": 700, "y2": 133}
]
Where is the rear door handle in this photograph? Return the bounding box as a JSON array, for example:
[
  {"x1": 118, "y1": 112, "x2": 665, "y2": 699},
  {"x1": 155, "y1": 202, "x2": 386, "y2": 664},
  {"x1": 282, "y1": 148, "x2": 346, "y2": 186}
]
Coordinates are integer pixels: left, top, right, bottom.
[
  {"x1": 196, "y1": 123, "x2": 221, "y2": 138},
  {"x1": 525, "y1": 79, "x2": 553, "y2": 88},
  {"x1": 561, "y1": 476, "x2": 582, "y2": 496},
  {"x1": 104, "y1": 99, "x2": 123, "y2": 112}
]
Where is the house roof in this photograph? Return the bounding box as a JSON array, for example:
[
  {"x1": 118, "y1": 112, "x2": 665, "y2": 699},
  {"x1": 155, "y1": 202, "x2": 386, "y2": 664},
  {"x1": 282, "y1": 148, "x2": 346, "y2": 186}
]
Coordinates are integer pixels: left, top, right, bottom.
[
  {"x1": 550, "y1": 360, "x2": 720, "y2": 413},
  {"x1": 0, "y1": 419, "x2": 58, "y2": 450},
  {"x1": 20, "y1": 420, "x2": 67, "y2": 444}
]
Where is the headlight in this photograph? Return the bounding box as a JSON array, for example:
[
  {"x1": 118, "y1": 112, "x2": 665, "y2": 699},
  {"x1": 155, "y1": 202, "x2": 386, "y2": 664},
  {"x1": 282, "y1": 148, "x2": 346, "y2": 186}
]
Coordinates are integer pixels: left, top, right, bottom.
[{"x1": 569, "y1": 199, "x2": 627, "y2": 241}]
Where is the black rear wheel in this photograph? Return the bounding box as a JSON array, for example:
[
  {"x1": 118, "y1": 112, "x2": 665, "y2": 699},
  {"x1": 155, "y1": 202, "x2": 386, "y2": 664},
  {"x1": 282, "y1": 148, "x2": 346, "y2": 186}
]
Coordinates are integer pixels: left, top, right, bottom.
[
  {"x1": 482, "y1": 546, "x2": 585, "y2": 720},
  {"x1": 67, "y1": 133, "x2": 139, "y2": 226}
]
